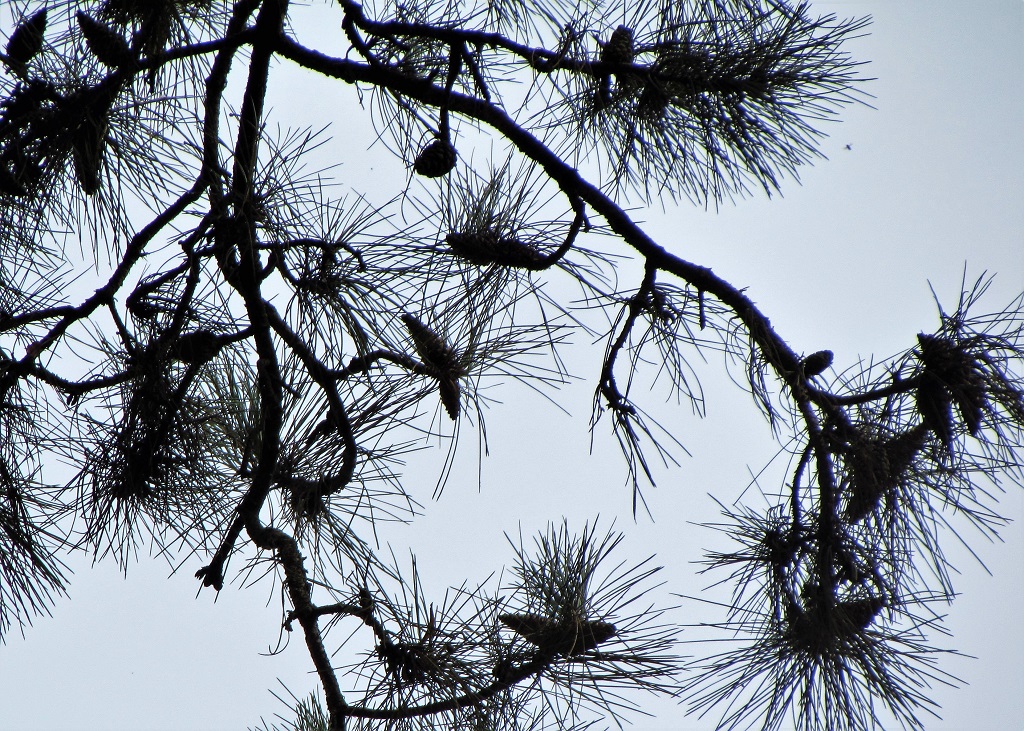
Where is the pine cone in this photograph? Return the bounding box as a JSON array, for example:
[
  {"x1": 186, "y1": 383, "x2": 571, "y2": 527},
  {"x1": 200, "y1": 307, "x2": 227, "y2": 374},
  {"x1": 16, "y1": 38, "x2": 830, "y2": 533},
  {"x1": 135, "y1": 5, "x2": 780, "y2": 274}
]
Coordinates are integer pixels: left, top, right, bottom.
[
  {"x1": 602, "y1": 25, "x2": 635, "y2": 66},
  {"x1": 916, "y1": 371, "x2": 953, "y2": 449},
  {"x1": 844, "y1": 426, "x2": 926, "y2": 523},
  {"x1": 413, "y1": 139, "x2": 457, "y2": 178},
  {"x1": 170, "y1": 329, "x2": 223, "y2": 364},
  {"x1": 835, "y1": 596, "x2": 885, "y2": 633},
  {"x1": 801, "y1": 350, "x2": 833, "y2": 378},
  {"x1": 915, "y1": 333, "x2": 987, "y2": 441},
  {"x1": 437, "y1": 375, "x2": 460, "y2": 420},
  {"x1": 72, "y1": 114, "x2": 109, "y2": 196},
  {"x1": 402, "y1": 314, "x2": 463, "y2": 376},
  {"x1": 77, "y1": 12, "x2": 135, "y2": 69},
  {"x1": 918, "y1": 335, "x2": 987, "y2": 435},
  {"x1": 4, "y1": 9, "x2": 47, "y2": 70},
  {"x1": 499, "y1": 612, "x2": 616, "y2": 656},
  {"x1": 954, "y1": 379, "x2": 986, "y2": 436},
  {"x1": 446, "y1": 231, "x2": 546, "y2": 269},
  {"x1": 596, "y1": 25, "x2": 635, "y2": 110}
]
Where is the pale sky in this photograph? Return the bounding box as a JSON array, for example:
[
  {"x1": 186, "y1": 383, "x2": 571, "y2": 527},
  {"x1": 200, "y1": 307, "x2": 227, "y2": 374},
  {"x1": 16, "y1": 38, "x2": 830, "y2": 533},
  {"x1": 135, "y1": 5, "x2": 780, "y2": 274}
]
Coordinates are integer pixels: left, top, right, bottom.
[{"x1": 0, "y1": 1, "x2": 1022, "y2": 730}]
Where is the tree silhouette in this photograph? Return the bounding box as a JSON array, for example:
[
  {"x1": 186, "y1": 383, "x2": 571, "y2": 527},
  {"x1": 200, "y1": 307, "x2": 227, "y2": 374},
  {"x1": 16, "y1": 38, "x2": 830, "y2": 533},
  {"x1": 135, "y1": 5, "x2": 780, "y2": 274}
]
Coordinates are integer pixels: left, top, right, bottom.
[{"x1": 0, "y1": 2, "x2": 1021, "y2": 730}]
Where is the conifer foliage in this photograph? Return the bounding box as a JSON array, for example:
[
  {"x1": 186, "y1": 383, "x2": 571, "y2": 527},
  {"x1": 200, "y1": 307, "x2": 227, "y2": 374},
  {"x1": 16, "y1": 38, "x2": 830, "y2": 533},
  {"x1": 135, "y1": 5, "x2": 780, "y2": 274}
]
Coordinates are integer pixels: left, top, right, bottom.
[{"x1": 0, "y1": 2, "x2": 1021, "y2": 731}]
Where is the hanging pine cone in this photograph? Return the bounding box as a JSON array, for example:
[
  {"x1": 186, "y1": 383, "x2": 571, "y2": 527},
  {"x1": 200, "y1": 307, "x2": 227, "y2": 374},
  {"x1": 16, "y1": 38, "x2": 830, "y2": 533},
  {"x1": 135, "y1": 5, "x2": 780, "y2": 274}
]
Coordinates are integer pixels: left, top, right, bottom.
[
  {"x1": 402, "y1": 314, "x2": 464, "y2": 419},
  {"x1": 446, "y1": 231, "x2": 546, "y2": 269},
  {"x1": 288, "y1": 480, "x2": 325, "y2": 520},
  {"x1": 413, "y1": 138, "x2": 457, "y2": 178},
  {"x1": 916, "y1": 370, "x2": 953, "y2": 450},
  {"x1": 437, "y1": 375, "x2": 460, "y2": 420},
  {"x1": 954, "y1": 376, "x2": 986, "y2": 436},
  {"x1": 917, "y1": 334, "x2": 987, "y2": 436},
  {"x1": 77, "y1": 12, "x2": 135, "y2": 69},
  {"x1": 4, "y1": 8, "x2": 47, "y2": 71},
  {"x1": 801, "y1": 349, "x2": 833, "y2": 378},
  {"x1": 72, "y1": 112, "x2": 109, "y2": 196}
]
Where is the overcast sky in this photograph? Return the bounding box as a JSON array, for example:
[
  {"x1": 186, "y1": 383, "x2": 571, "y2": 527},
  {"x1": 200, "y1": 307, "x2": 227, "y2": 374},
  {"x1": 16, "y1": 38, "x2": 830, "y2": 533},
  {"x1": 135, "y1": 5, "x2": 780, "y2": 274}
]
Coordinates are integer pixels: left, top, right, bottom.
[{"x1": 1, "y1": 1, "x2": 1022, "y2": 730}]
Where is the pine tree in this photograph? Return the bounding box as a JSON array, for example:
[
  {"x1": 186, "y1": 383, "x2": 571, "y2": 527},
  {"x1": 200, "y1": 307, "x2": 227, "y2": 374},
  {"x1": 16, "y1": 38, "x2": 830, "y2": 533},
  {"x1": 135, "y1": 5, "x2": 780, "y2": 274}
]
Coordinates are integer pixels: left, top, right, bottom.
[{"x1": 0, "y1": 2, "x2": 1020, "y2": 731}]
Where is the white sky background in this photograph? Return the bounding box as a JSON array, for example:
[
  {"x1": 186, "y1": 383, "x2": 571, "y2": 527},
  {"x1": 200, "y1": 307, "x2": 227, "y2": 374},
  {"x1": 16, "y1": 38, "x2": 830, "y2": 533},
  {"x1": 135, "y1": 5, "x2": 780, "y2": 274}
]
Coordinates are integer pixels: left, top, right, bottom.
[{"x1": 1, "y1": 1, "x2": 1023, "y2": 729}]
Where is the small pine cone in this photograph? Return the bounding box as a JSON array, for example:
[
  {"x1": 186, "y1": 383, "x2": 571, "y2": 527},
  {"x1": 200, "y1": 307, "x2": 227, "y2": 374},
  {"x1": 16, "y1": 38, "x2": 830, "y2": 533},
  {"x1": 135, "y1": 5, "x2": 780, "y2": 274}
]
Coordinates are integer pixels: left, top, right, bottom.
[
  {"x1": 446, "y1": 231, "x2": 501, "y2": 266},
  {"x1": 916, "y1": 371, "x2": 953, "y2": 449},
  {"x1": 413, "y1": 139, "x2": 457, "y2": 178},
  {"x1": 801, "y1": 350, "x2": 833, "y2": 378},
  {"x1": 601, "y1": 25, "x2": 635, "y2": 65},
  {"x1": 499, "y1": 612, "x2": 550, "y2": 644},
  {"x1": 288, "y1": 480, "x2": 325, "y2": 519},
  {"x1": 954, "y1": 380, "x2": 986, "y2": 436},
  {"x1": 916, "y1": 333, "x2": 959, "y2": 377},
  {"x1": 438, "y1": 375, "x2": 460, "y2": 420},
  {"x1": 170, "y1": 329, "x2": 222, "y2": 364},
  {"x1": 401, "y1": 314, "x2": 463, "y2": 376},
  {"x1": 637, "y1": 81, "x2": 669, "y2": 120},
  {"x1": 357, "y1": 587, "x2": 374, "y2": 617},
  {"x1": 595, "y1": 25, "x2": 634, "y2": 111},
  {"x1": 836, "y1": 596, "x2": 885, "y2": 633},
  {"x1": 72, "y1": 115, "x2": 109, "y2": 196},
  {"x1": 77, "y1": 12, "x2": 135, "y2": 69},
  {"x1": 845, "y1": 446, "x2": 886, "y2": 523},
  {"x1": 4, "y1": 9, "x2": 47, "y2": 69},
  {"x1": 844, "y1": 426, "x2": 926, "y2": 523},
  {"x1": 126, "y1": 296, "x2": 160, "y2": 320}
]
